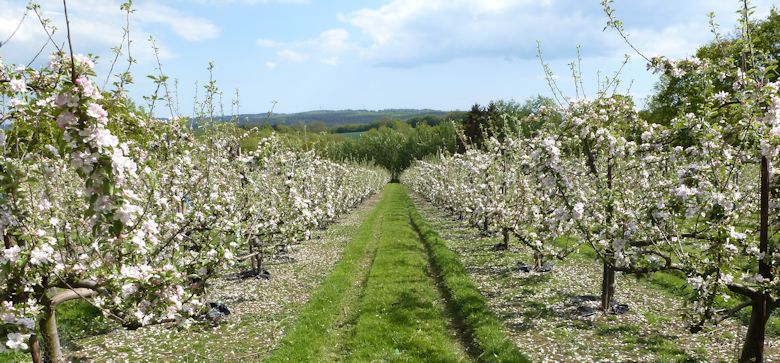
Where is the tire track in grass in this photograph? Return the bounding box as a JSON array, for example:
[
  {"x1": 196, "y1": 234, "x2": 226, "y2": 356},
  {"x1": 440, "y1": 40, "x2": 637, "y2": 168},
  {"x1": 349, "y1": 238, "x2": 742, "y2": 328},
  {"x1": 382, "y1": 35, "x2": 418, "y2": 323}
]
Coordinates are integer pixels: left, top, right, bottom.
[
  {"x1": 410, "y1": 208, "x2": 531, "y2": 363},
  {"x1": 272, "y1": 185, "x2": 512, "y2": 362},
  {"x1": 318, "y1": 211, "x2": 384, "y2": 360},
  {"x1": 266, "y1": 188, "x2": 389, "y2": 362},
  {"x1": 344, "y1": 184, "x2": 470, "y2": 362}
]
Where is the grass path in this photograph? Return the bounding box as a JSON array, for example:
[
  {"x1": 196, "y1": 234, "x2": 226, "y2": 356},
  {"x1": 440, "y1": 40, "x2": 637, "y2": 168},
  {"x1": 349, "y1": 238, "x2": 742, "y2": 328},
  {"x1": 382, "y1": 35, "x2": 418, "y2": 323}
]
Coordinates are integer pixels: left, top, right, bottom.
[
  {"x1": 343, "y1": 184, "x2": 469, "y2": 362},
  {"x1": 63, "y1": 185, "x2": 522, "y2": 362},
  {"x1": 270, "y1": 184, "x2": 524, "y2": 362}
]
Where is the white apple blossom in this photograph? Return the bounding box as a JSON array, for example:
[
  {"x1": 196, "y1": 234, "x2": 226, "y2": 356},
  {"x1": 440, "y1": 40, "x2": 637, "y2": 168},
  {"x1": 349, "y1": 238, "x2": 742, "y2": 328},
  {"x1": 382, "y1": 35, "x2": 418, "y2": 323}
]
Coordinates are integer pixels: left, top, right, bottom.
[
  {"x1": 5, "y1": 333, "x2": 29, "y2": 350},
  {"x1": 9, "y1": 79, "x2": 25, "y2": 93}
]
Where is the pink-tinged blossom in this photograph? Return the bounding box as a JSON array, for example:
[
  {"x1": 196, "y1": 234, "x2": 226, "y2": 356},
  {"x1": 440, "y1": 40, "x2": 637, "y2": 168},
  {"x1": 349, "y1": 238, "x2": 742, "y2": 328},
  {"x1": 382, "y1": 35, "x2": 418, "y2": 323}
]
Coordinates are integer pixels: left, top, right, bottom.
[
  {"x1": 120, "y1": 265, "x2": 144, "y2": 280},
  {"x1": 76, "y1": 77, "x2": 101, "y2": 99},
  {"x1": 675, "y1": 185, "x2": 697, "y2": 199},
  {"x1": 54, "y1": 92, "x2": 78, "y2": 108},
  {"x1": 8, "y1": 99, "x2": 24, "y2": 108},
  {"x1": 74, "y1": 54, "x2": 95, "y2": 70},
  {"x1": 712, "y1": 91, "x2": 729, "y2": 103},
  {"x1": 121, "y1": 283, "x2": 138, "y2": 297},
  {"x1": 86, "y1": 103, "x2": 108, "y2": 123},
  {"x1": 1, "y1": 247, "x2": 20, "y2": 264},
  {"x1": 115, "y1": 202, "x2": 141, "y2": 225},
  {"x1": 572, "y1": 202, "x2": 585, "y2": 220},
  {"x1": 56, "y1": 111, "x2": 77, "y2": 129},
  {"x1": 111, "y1": 149, "x2": 138, "y2": 180},
  {"x1": 80, "y1": 126, "x2": 119, "y2": 149}
]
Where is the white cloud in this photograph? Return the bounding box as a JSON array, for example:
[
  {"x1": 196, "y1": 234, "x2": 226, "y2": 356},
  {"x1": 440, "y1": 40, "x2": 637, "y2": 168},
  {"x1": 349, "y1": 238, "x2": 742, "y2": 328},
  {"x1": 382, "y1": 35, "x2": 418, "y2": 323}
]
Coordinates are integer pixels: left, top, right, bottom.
[
  {"x1": 624, "y1": 24, "x2": 709, "y2": 59},
  {"x1": 190, "y1": 0, "x2": 309, "y2": 4},
  {"x1": 257, "y1": 38, "x2": 282, "y2": 48},
  {"x1": 343, "y1": 0, "x2": 779, "y2": 67},
  {"x1": 345, "y1": 0, "x2": 608, "y2": 66},
  {"x1": 135, "y1": 2, "x2": 221, "y2": 42},
  {"x1": 262, "y1": 29, "x2": 355, "y2": 66},
  {"x1": 277, "y1": 49, "x2": 309, "y2": 63},
  {"x1": 317, "y1": 29, "x2": 351, "y2": 53},
  {"x1": 0, "y1": 0, "x2": 218, "y2": 67},
  {"x1": 265, "y1": 61, "x2": 278, "y2": 69}
]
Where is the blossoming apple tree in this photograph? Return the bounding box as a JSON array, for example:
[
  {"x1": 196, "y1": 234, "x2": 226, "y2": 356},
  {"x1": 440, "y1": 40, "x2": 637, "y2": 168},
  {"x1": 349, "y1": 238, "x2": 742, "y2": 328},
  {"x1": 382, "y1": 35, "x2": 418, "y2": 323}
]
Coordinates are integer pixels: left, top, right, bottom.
[{"x1": 0, "y1": 40, "x2": 385, "y2": 363}]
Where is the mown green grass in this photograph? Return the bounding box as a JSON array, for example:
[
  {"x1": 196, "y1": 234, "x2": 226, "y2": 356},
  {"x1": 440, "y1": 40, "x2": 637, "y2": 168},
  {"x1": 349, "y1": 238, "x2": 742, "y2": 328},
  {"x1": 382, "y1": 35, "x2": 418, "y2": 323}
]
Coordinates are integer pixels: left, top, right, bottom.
[
  {"x1": 410, "y1": 208, "x2": 531, "y2": 363},
  {"x1": 344, "y1": 184, "x2": 469, "y2": 362},
  {"x1": 266, "y1": 187, "x2": 389, "y2": 362},
  {"x1": 271, "y1": 184, "x2": 532, "y2": 362}
]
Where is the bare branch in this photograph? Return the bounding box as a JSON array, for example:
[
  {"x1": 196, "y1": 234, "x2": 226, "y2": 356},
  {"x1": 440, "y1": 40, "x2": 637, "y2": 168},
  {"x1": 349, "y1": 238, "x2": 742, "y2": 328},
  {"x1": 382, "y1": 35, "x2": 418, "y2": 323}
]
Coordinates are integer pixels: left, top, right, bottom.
[
  {"x1": 62, "y1": 0, "x2": 77, "y2": 84},
  {"x1": 51, "y1": 288, "x2": 98, "y2": 306},
  {"x1": 727, "y1": 284, "x2": 760, "y2": 299}
]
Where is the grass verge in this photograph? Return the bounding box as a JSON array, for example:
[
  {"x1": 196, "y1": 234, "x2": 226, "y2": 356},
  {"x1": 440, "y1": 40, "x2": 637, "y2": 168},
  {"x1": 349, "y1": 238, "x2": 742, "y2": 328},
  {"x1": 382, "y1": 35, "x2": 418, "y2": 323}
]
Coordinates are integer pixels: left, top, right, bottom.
[
  {"x1": 409, "y1": 207, "x2": 531, "y2": 363},
  {"x1": 265, "y1": 188, "x2": 389, "y2": 362}
]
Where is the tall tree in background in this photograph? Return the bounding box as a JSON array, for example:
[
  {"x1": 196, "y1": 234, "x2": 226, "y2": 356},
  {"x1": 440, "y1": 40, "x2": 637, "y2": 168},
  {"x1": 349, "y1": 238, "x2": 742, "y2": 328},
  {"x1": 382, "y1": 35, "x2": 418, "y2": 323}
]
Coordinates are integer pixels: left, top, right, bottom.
[
  {"x1": 643, "y1": 7, "x2": 779, "y2": 126},
  {"x1": 457, "y1": 97, "x2": 560, "y2": 152}
]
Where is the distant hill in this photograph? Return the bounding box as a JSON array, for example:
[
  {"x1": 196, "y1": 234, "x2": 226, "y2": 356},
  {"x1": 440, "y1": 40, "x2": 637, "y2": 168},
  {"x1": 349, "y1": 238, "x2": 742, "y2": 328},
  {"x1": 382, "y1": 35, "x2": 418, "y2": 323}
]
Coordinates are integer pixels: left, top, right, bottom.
[{"x1": 219, "y1": 109, "x2": 450, "y2": 127}]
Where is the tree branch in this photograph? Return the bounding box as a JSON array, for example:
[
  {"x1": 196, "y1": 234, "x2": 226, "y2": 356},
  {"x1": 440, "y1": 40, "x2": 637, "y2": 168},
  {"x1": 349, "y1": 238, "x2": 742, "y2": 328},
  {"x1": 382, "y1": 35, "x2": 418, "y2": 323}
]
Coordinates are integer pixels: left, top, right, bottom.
[
  {"x1": 51, "y1": 288, "x2": 98, "y2": 306},
  {"x1": 727, "y1": 284, "x2": 760, "y2": 299},
  {"x1": 714, "y1": 300, "x2": 753, "y2": 323},
  {"x1": 62, "y1": 0, "x2": 77, "y2": 84}
]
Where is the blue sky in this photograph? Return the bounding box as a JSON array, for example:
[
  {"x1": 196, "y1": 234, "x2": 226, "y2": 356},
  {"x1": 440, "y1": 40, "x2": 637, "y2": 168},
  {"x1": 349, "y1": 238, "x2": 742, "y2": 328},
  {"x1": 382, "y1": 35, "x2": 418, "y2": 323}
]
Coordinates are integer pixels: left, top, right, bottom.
[{"x1": 1, "y1": 0, "x2": 777, "y2": 116}]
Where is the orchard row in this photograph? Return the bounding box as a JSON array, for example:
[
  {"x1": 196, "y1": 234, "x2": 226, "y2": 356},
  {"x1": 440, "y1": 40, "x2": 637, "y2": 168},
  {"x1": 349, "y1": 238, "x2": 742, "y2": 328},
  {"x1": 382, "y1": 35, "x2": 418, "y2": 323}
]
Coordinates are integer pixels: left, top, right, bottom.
[
  {"x1": 0, "y1": 53, "x2": 387, "y2": 361},
  {"x1": 403, "y1": 29, "x2": 780, "y2": 362}
]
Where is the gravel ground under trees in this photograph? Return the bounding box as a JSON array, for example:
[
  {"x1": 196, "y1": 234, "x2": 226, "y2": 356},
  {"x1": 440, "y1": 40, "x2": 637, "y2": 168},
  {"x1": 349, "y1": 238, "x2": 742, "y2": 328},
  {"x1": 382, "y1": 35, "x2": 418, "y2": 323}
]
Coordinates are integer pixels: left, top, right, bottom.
[
  {"x1": 411, "y1": 194, "x2": 780, "y2": 363},
  {"x1": 69, "y1": 194, "x2": 381, "y2": 362}
]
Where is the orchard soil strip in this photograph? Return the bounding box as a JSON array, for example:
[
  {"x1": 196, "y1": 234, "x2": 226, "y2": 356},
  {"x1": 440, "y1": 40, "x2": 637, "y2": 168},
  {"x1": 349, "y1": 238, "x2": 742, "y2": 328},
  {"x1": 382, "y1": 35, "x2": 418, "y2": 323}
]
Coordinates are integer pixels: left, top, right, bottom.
[
  {"x1": 344, "y1": 184, "x2": 469, "y2": 362},
  {"x1": 71, "y1": 193, "x2": 381, "y2": 362}
]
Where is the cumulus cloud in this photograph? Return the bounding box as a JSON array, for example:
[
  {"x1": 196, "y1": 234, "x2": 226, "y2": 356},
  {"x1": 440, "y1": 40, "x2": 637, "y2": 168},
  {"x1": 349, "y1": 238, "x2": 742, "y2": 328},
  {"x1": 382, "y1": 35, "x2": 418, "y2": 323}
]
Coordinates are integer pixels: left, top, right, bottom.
[
  {"x1": 135, "y1": 2, "x2": 221, "y2": 42},
  {"x1": 318, "y1": 29, "x2": 351, "y2": 52},
  {"x1": 0, "y1": 0, "x2": 218, "y2": 67},
  {"x1": 341, "y1": 0, "x2": 777, "y2": 67},
  {"x1": 190, "y1": 0, "x2": 309, "y2": 4},
  {"x1": 276, "y1": 49, "x2": 309, "y2": 63},
  {"x1": 257, "y1": 38, "x2": 282, "y2": 48},
  {"x1": 345, "y1": 0, "x2": 608, "y2": 66},
  {"x1": 260, "y1": 28, "x2": 356, "y2": 66}
]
